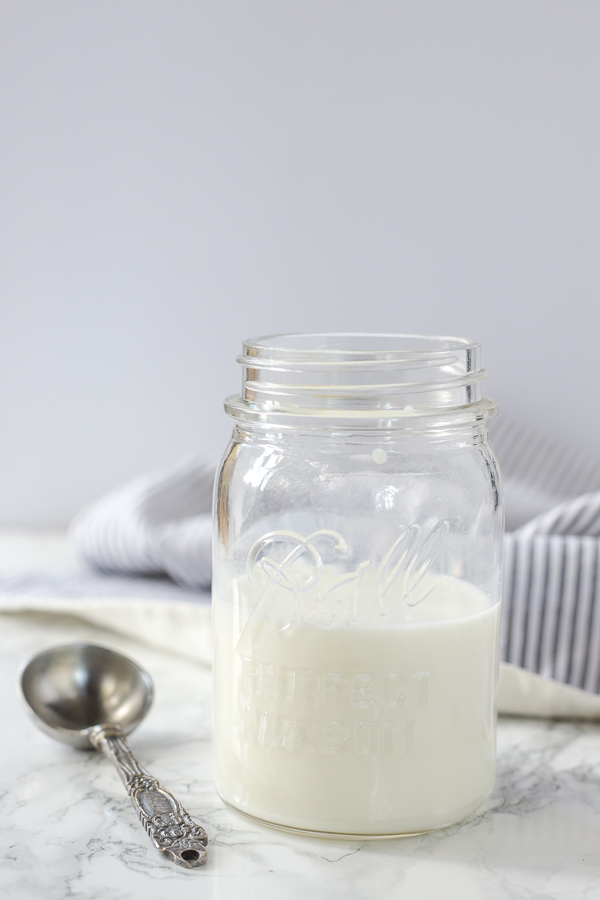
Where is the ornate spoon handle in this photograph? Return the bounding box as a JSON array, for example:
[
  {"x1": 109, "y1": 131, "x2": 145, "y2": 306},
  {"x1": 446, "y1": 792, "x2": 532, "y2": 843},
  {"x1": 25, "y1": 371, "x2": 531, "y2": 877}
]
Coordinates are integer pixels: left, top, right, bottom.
[{"x1": 90, "y1": 725, "x2": 208, "y2": 869}]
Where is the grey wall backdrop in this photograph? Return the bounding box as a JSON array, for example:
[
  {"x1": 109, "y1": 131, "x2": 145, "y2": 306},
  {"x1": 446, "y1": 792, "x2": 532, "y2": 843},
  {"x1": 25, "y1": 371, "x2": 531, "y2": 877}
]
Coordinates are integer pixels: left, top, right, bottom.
[{"x1": 2, "y1": 1, "x2": 599, "y2": 526}]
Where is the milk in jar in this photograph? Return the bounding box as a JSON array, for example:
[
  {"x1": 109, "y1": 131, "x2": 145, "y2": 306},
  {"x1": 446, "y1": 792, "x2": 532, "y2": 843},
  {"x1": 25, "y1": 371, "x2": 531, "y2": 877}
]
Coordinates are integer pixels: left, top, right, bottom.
[{"x1": 213, "y1": 563, "x2": 499, "y2": 836}]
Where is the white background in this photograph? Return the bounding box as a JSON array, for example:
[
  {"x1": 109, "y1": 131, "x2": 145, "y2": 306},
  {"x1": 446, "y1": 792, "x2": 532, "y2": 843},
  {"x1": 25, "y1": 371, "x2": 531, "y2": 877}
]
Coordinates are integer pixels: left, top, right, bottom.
[{"x1": 2, "y1": 1, "x2": 599, "y2": 526}]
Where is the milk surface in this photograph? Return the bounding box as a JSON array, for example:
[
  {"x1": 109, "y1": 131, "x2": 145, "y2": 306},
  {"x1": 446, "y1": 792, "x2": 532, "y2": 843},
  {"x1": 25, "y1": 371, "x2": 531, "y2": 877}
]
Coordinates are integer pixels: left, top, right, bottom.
[{"x1": 213, "y1": 569, "x2": 499, "y2": 836}]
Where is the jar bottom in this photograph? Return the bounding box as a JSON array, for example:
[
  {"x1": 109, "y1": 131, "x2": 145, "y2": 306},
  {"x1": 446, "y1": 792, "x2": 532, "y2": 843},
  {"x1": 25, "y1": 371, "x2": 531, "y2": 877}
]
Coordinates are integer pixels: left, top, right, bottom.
[{"x1": 219, "y1": 791, "x2": 490, "y2": 841}]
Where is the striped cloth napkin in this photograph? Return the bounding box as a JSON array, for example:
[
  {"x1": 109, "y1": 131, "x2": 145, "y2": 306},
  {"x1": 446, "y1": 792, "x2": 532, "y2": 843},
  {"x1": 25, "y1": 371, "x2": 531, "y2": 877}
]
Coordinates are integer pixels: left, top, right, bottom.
[
  {"x1": 69, "y1": 416, "x2": 600, "y2": 703},
  {"x1": 492, "y1": 419, "x2": 600, "y2": 696},
  {"x1": 72, "y1": 458, "x2": 214, "y2": 592}
]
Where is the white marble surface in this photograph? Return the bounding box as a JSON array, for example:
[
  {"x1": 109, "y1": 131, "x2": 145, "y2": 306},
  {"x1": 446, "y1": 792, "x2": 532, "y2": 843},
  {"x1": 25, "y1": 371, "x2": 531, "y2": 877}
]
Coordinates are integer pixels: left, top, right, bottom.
[{"x1": 1, "y1": 610, "x2": 600, "y2": 900}]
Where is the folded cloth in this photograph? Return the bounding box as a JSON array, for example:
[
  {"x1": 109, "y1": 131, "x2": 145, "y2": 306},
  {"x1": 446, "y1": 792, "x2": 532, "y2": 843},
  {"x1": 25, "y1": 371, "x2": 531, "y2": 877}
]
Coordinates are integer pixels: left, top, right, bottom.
[
  {"x1": 493, "y1": 419, "x2": 600, "y2": 695},
  {"x1": 68, "y1": 416, "x2": 600, "y2": 704},
  {"x1": 0, "y1": 564, "x2": 212, "y2": 662},
  {"x1": 71, "y1": 458, "x2": 214, "y2": 590}
]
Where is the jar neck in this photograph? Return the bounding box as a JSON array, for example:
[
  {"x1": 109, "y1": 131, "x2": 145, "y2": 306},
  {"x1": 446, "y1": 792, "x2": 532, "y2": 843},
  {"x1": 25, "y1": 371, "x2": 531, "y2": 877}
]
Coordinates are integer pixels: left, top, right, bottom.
[
  {"x1": 232, "y1": 421, "x2": 492, "y2": 451},
  {"x1": 225, "y1": 332, "x2": 497, "y2": 431}
]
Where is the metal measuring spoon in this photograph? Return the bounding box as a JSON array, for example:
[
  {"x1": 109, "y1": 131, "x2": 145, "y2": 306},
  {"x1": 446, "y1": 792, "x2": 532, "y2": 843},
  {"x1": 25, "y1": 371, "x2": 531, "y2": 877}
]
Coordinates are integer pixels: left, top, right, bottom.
[{"x1": 19, "y1": 643, "x2": 208, "y2": 869}]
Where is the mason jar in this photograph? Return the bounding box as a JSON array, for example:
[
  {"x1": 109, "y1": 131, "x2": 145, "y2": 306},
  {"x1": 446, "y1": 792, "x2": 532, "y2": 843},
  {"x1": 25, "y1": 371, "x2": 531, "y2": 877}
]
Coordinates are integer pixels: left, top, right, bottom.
[{"x1": 212, "y1": 333, "x2": 503, "y2": 838}]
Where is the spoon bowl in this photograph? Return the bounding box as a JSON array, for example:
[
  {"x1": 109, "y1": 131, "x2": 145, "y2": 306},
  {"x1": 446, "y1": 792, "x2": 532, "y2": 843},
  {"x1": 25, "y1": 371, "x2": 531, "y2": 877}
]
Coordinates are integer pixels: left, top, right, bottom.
[{"x1": 20, "y1": 643, "x2": 153, "y2": 748}]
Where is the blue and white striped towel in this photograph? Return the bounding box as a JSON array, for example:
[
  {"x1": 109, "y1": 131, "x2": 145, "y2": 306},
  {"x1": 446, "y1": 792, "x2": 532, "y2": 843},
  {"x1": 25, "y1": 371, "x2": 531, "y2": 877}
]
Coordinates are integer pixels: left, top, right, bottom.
[
  {"x1": 489, "y1": 419, "x2": 600, "y2": 695},
  {"x1": 71, "y1": 458, "x2": 214, "y2": 591},
  {"x1": 69, "y1": 416, "x2": 600, "y2": 698}
]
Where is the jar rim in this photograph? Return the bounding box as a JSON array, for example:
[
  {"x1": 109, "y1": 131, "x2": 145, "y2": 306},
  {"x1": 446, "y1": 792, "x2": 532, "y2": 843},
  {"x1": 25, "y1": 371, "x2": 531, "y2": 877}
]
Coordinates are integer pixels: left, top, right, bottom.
[{"x1": 242, "y1": 332, "x2": 479, "y2": 364}]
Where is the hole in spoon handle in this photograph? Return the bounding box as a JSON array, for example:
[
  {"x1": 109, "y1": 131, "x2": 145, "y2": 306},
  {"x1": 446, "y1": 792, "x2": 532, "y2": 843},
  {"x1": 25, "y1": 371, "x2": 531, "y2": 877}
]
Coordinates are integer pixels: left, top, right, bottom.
[{"x1": 90, "y1": 726, "x2": 208, "y2": 869}]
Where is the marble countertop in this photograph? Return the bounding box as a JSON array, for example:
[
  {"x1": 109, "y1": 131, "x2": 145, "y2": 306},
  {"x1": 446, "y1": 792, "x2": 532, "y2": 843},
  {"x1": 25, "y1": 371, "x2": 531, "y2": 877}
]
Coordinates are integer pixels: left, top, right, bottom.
[
  {"x1": 2, "y1": 613, "x2": 600, "y2": 899},
  {"x1": 1, "y1": 534, "x2": 600, "y2": 899}
]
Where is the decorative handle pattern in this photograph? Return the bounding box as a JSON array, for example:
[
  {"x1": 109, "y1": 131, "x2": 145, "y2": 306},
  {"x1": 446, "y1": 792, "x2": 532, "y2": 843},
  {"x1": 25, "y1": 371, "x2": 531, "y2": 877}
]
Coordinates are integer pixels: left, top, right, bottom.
[{"x1": 90, "y1": 726, "x2": 208, "y2": 869}]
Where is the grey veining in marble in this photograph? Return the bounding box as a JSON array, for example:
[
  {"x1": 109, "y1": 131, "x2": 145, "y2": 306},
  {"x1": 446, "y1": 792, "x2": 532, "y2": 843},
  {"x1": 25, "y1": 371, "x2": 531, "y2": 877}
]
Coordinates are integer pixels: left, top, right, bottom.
[{"x1": 2, "y1": 611, "x2": 600, "y2": 900}]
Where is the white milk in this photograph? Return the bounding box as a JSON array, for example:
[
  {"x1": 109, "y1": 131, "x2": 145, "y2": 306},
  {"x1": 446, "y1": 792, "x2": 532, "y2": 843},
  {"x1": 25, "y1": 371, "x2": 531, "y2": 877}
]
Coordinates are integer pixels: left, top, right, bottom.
[{"x1": 213, "y1": 570, "x2": 499, "y2": 836}]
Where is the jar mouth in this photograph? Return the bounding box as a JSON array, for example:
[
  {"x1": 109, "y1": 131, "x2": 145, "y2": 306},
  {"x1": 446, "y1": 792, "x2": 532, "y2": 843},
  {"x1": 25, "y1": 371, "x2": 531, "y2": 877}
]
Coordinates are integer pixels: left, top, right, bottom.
[
  {"x1": 241, "y1": 332, "x2": 479, "y2": 365},
  {"x1": 228, "y1": 332, "x2": 496, "y2": 426}
]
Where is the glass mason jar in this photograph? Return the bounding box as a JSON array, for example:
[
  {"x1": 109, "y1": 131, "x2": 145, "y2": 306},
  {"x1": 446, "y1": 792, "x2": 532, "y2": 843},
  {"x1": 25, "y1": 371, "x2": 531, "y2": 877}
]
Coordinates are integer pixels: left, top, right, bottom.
[{"x1": 213, "y1": 333, "x2": 503, "y2": 838}]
